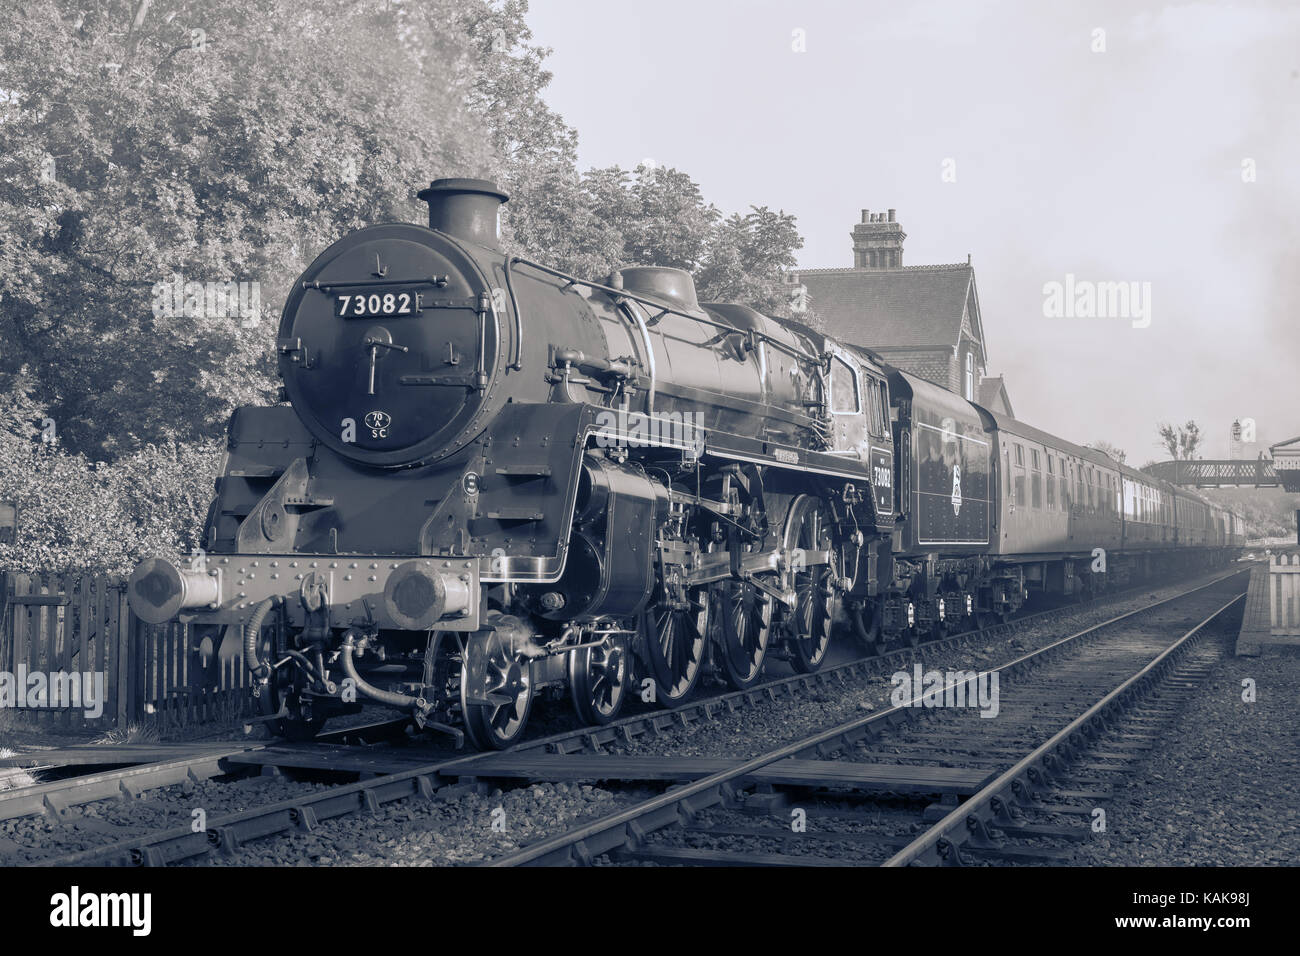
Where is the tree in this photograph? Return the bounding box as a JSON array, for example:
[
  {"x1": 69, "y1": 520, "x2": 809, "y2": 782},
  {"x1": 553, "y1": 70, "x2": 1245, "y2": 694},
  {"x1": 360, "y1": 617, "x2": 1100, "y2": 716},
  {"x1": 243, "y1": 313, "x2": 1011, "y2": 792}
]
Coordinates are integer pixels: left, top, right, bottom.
[
  {"x1": 696, "y1": 206, "x2": 804, "y2": 316},
  {"x1": 0, "y1": 0, "x2": 811, "y2": 572},
  {"x1": 0, "y1": 0, "x2": 512, "y2": 459},
  {"x1": 1090, "y1": 440, "x2": 1127, "y2": 464},
  {"x1": 1157, "y1": 421, "x2": 1203, "y2": 460},
  {"x1": 580, "y1": 164, "x2": 719, "y2": 274},
  {"x1": 461, "y1": 0, "x2": 625, "y2": 279},
  {"x1": 572, "y1": 166, "x2": 805, "y2": 316}
]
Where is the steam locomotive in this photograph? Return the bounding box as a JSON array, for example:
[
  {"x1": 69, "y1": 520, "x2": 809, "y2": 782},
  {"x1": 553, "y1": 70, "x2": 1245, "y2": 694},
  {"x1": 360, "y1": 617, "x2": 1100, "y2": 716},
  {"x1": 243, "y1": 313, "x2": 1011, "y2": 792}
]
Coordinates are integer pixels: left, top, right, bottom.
[{"x1": 127, "y1": 178, "x2": 1243, "y2": 747}]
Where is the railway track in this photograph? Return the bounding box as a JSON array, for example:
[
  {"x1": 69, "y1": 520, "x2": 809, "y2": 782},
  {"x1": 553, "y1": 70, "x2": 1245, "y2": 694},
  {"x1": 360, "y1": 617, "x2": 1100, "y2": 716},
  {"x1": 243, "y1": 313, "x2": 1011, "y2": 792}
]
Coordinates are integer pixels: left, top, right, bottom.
[
  {"x1": 0, "y1": 567, "x2": 1243, "y2": 866},
  {"x1": 481, "y1": 569, "x2": 1247, "y2": 866}
]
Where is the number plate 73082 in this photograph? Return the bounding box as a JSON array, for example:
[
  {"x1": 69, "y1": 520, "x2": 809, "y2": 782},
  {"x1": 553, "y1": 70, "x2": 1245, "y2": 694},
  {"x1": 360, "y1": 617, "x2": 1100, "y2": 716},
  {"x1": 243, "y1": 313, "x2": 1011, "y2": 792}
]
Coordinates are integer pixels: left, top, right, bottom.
[{"x1": 335, "y1": 291, "x2": 420, "y2": 317}]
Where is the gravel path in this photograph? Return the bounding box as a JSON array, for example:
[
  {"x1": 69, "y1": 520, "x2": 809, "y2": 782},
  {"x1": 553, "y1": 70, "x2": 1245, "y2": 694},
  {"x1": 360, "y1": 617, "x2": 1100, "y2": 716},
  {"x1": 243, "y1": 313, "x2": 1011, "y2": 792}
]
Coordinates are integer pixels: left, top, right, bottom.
[
  {"x1": 188, "y1": 781, "x2": 640, "y2": 866},
  {"x1": 0, "y1": 772, "x2": 333, "y2": 863},
  {"x1": 1071, "y1": 647, "x2": 1300, "y2": 866}
]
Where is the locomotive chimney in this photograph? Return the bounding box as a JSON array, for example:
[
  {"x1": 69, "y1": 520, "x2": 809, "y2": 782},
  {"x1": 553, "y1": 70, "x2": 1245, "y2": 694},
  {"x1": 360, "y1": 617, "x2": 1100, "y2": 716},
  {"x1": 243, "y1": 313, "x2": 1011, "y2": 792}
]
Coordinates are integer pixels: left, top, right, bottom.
[{"x1": 417, "y1": 178, "x2": 509, "y2": 249}]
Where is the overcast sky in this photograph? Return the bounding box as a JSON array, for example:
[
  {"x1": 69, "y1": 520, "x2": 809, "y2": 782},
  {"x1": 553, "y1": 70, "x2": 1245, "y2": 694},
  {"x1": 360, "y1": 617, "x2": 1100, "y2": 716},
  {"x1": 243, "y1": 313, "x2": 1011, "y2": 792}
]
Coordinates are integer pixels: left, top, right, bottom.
[{"x1": 526, "y1": 0, "x2": 1299, "y2": 463}]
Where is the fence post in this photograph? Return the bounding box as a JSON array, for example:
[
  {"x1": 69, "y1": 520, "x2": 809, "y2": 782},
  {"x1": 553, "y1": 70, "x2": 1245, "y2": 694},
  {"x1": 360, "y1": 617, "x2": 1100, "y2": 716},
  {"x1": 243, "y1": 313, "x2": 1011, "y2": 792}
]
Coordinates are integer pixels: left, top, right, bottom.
[{"x1": 109, "y1": 580, "x2": 126, "y2": 728}]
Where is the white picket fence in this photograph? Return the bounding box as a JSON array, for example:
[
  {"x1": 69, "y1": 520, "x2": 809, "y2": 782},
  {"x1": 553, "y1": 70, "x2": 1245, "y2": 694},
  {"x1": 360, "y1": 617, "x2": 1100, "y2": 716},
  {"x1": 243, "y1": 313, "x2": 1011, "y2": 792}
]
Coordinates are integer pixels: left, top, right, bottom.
[{"x1": 1268, "y1": 551, "x2": 1300, "y2": 635}]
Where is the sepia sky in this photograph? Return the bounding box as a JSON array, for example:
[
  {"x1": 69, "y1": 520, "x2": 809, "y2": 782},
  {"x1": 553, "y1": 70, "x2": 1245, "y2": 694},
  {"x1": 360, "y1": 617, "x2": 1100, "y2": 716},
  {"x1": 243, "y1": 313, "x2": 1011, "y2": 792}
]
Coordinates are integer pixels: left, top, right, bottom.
[{"x1": 527, "y1": 0, "x2": 1300, "y2": 463}]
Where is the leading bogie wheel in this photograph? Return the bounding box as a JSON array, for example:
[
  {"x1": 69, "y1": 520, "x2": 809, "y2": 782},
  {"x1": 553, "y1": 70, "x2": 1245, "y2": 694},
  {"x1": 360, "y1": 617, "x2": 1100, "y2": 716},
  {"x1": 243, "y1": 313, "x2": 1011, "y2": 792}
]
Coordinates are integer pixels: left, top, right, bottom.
[
  {"x1": 569, "y1": 635, "x2": 628, "y2": 725},
  {"x1": 460, "y1": 622, "x2": 534, "y2": 750}
]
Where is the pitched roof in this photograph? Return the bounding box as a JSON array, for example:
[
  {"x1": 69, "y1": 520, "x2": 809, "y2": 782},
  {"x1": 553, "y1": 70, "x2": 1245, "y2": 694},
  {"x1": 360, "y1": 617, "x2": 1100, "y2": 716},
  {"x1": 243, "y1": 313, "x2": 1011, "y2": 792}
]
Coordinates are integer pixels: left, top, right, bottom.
[
  {"x1": 978, "y1": 375, "x2": 1013, "y2": 417},
  {"x1": 792, "y1": 263, "x2": 979, "y2": 354}
]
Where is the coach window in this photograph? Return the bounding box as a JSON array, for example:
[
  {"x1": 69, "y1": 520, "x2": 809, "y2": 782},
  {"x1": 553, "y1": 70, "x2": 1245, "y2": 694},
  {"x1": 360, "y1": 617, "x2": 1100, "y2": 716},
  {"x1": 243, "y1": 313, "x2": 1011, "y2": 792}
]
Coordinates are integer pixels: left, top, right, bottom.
[
  {"x1": 1046, "y1": 456, "x2": 1056, "y2": 509},
  {"x1": 830, "y1": 357, "x2": 860, "y2": 414},
  {"x1": 1031, "y1": 449, "x2": 1042, "y2": 508},
  {"x1": 1014, "y1": 443, "x2": 1027, "y2": 505}
]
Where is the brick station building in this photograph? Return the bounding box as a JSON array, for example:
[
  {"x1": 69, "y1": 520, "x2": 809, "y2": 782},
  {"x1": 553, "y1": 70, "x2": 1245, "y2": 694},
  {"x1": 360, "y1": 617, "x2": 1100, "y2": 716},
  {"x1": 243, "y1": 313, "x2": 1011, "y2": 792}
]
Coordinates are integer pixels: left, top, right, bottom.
[{"x1": 789, "y1": 208, "x2": 1011, "y2": 415}]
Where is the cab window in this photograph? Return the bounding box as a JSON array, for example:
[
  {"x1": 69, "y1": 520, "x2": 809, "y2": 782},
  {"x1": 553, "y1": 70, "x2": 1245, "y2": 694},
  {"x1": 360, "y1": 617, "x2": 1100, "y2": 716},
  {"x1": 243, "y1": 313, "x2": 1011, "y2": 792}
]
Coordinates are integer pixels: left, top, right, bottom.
[
  {"x1": 862, "y1": 375, "x2": 889, "y2": 436},
  {"x1": 830, "y1": 357, "x2": 860, "y2": 414}
]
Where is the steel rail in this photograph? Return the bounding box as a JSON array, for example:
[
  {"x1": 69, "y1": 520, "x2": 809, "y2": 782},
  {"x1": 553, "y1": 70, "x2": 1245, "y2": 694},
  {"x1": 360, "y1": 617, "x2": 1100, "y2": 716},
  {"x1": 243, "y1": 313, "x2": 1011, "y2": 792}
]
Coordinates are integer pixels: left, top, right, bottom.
[
  {"x1": 486, "y1": 568, "x2": 1247, "y2": 866},
  {"x1": 0, "y1": 715, "x2": 410, "y2": 825},
  {"x1": 882, "y1": 589, "x2": 1245, "y2": 866},
  {"x1": 14, "y1": 568, "x2": 1237, "y2": 865},
  {"x1": 0, "y1": 748, "x2": 262, "y2": 824}
]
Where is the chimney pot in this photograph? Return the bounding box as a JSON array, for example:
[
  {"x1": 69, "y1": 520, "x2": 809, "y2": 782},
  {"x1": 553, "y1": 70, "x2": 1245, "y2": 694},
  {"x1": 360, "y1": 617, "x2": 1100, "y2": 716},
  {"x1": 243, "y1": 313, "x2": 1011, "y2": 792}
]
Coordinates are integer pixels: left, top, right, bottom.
[
  {"x1": 861, "y1": 209, "x2": 869, "y2": 223},
  {"x1": 888, "y1": 209, "x2": 896, "y2": 222}
]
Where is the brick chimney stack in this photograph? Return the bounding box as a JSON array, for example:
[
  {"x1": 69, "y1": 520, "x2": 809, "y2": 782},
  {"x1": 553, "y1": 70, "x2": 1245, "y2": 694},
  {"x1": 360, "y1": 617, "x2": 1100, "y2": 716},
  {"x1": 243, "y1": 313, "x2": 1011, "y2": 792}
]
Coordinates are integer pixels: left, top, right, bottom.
[{"x1": 852, "y1": 208, "x2": 905, "y2": 268}]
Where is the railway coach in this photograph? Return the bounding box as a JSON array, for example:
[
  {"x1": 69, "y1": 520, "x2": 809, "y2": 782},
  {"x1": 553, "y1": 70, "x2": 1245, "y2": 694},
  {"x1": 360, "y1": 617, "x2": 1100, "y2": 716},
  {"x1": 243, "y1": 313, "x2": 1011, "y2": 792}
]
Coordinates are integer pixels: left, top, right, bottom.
[{"x1": 840, "y1": 347, "x2": 1244, "y2": 652}]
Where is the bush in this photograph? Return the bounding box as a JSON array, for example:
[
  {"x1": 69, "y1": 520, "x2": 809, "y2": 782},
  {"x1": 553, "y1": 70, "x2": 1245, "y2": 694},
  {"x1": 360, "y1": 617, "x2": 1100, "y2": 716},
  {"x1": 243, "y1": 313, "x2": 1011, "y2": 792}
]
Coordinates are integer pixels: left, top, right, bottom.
[{"x1": 0, "y1": 437, "x2": 219, "y2": 576}]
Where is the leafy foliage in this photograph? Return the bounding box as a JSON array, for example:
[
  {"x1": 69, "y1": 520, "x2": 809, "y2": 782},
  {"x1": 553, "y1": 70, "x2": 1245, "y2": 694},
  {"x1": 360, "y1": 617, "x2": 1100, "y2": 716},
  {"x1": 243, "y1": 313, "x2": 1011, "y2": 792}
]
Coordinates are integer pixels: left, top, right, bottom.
[
  {"x1": 0, "y1": 0, "x2": 806, "y2": 573},
  {"x1": 697, "y1": 206, "x2": 804, "y2": 316},
  {"x1": 1157, "y1": 421, "x2": 1203, "y2": 460},
  {"x1": 1197, "y1": 487, "x2": 1300, "y2": 541}
]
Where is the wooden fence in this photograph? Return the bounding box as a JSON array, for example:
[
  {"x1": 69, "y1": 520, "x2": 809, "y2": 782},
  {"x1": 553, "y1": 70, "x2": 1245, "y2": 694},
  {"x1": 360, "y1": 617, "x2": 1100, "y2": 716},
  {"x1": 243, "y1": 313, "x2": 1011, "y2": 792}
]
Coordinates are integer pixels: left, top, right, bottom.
[
  {"x1": 0, "y1": 571, "x2": 255, "y2": 733},
  {"x1": 1267, "y1": 551, "x2": 1300, "y2": 636}
]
